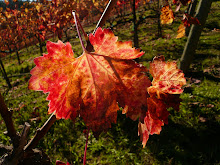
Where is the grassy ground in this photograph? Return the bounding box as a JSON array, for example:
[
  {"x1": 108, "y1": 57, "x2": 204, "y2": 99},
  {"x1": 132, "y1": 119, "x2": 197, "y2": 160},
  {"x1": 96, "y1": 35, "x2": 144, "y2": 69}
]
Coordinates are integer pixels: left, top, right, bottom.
[{"x1": 0, "y1": 2, "x2": 220, "y2": 165}]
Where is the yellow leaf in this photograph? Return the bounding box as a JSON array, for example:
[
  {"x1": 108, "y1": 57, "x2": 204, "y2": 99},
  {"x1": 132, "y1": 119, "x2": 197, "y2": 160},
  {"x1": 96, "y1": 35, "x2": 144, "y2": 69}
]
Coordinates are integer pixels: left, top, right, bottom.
[
  {"x1": 160, "y1": 5, "x2": 174, "y2": 24},
  {"x1": 176, "y1": 24, "x2": 185, "y2": 39}
]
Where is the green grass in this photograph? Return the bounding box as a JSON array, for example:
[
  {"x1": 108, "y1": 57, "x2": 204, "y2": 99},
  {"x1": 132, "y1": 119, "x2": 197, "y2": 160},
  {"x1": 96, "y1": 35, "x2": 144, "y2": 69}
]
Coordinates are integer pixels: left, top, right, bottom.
[{"x1": 1, "y1": 2, "x2": 220, "y2": 164}]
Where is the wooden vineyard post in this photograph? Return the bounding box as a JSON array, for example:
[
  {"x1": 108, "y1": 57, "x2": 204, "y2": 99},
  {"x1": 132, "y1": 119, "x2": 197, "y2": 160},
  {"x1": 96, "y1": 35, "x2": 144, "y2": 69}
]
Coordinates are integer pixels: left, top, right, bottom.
[{"x1": 179, "y1": 0, "x2": 213, "y2": 73}]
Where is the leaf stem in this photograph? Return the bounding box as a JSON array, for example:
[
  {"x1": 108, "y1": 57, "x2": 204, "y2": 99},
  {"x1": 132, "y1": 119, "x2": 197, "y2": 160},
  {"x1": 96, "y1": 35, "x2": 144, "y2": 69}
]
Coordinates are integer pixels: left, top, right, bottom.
[
  {"x1": 83, "y1": 129, "x2": 89, "y2": 165},
  {"x1": 72, "y1": 11, "x2": 87, "y2": 52},
  {"x1": 75, "y1": 13, "x2": 88, "y2": 42}
]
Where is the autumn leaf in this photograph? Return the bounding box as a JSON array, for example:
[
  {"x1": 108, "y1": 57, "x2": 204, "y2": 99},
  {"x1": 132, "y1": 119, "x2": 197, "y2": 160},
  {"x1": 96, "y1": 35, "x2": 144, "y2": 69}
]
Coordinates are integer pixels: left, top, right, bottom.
[
  {"x1": 160, "y1": 5, "x2": 174, "y2": 25},
  {"x1": 29, "y1": 27, "x2": 151, "y2": 134},
  {"x1": 138, "y1": 111, "x2": 164, "y2": 148},
  {"x1": 183, "y1": 13, "x2": 200, "y2": 27},
  {"x1": 176, "y1": 14, "x2": 200, "y2": 39},
  {"x1": 148, "y1": 56, "x2": 186, "y2": 96},
  {"x1": 138, "y1": 56, "x2": 186, "y2": 147},
  {"x1": 4, "y1": 0, "x2": 9, "y2": 5},
  {"x1": 176, "y1": 23, "x2": 185, "y2": 38},
  {"x1": 56, "y1": 160, "x2": 71, "y2": 165}
]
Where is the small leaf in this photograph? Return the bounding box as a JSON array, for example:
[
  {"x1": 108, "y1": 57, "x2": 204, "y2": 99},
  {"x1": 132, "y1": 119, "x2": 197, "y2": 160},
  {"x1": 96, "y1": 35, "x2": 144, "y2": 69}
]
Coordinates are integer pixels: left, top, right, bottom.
[
  {"x1": 56, "y1": 160, "x2": 71, "y2": 165},
  {"x1": 176, "y1": 23, "x2": 185, "y2": 38},
  {"x1": 148, "y1": 56, "x2": 186, "y2": 96},
  {"x1": 183, "y1": 13, "x2": 200, "y2": 28},
  {"x1": 138, "y1": 111, "x2": 164, "y2": 148},
  {"x1": 138, "y1": 56, "x2": 186, "y2": 147},
  {"x1": 160, "y1": 5, "x2": 174, "y2": 24}
]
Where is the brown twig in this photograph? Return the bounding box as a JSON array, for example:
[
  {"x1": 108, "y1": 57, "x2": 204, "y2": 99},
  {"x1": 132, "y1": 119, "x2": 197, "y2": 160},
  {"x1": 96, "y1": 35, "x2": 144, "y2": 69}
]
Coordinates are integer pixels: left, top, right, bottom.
[
  {"x1": 24, "y1": 113, "x2": 56, "y2": 151},
  {"x1": 9, "y1": 122, "x2": 31, "y2": 165},
  {"x1": 0, "y1": 93, "x2": 19, "y2": 148},
  {"x1": 0, "y1": 121, "x2": 31, "y2": 165}
]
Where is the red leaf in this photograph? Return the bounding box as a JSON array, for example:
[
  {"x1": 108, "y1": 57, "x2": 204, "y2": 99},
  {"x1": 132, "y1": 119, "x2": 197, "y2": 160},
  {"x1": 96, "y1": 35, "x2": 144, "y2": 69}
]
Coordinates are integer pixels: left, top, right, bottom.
[
  {"x1": 182, "y1": 13, "x2": 200, "y2": 28},
  {"x1": 29, "y1": 28, "x2": 150, "y2": 135},
  {"x1": 56, "y1": 160, "x2": 71, "y2": 165},
  {"x1": 147, "y1": 97, "x2": 169, "y2": 124},
  {"x1": 138, "y1": 111, "x2": 164, "y2": 148},
  {"x1": 138, "y1": 56, "x2": 186, "y2": 147}
]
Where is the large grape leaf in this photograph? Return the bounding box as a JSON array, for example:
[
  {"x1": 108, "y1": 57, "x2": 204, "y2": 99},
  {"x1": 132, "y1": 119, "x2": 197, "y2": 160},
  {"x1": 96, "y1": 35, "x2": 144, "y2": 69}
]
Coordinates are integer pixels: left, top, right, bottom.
[
  {"x1": 138, "y1": 56, "x2": 186, "y2": 147},
  {"x1": 29, "y1": 27, "x2": 151, "y2": 134}
]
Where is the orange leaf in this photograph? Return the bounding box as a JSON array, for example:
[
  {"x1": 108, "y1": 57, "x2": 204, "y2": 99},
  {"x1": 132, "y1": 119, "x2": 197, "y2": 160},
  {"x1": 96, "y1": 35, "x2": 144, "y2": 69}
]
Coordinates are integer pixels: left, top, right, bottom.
[
  {"x1": 29, "y1": 28, "x2": 151, "y2": 134},
  {"x1": 160, "y1": 5, "x2": 174, "y2": 24},
  {"x1": 148, "y1": 56, "x2": 186, "y2": 96},
  {"x1": 176, "y1": 23, "x2": 186, "y2": 38},
  {"x1": 4, "y1": 0, "x2": 9, "y2": 5}
]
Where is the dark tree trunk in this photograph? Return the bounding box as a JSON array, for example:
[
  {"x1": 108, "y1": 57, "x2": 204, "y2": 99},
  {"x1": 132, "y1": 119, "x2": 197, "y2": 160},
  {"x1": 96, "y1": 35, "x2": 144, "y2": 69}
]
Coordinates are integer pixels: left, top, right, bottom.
[
  {"x1": 16, "y1": 50, "x2": 21, "y2": 65},
  {"x1": 179, "y1": 0, "x2": 213, "y2": 73},
  {"x1": 0, "y1": 58, "x2": 12, "y2": 89},
  {"x1": 132, "y1": 0, "x2": 139, "y2": 48},
  {"x1": 157, "y1": 0, "x2": 162, "y2": 38}
]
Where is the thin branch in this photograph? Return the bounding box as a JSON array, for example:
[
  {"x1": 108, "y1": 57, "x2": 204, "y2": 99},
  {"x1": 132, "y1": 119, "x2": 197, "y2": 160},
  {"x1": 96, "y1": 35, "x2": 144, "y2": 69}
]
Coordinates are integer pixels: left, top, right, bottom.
[
  {"x1": 86, "y1": 0, "x2": 118, "y2": 52},
  {"x1": 17, "y1": 122, "x2": 31, "y2": 152},
  {"x1": 93, "y1": 0, "x2": 118, "y2": 34},
  {"x1": 24, "y1": 113, "x2": 56, "y2": 151}
]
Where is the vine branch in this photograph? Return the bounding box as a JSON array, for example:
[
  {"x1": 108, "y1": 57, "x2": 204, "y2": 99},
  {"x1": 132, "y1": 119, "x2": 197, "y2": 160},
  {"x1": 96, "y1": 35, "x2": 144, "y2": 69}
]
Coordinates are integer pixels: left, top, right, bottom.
[
  {"x1": 24, "y1": 113, "x2": 56, "y2": 151},
  {"x1": 0, "y1": 93, "x2": 19, "y2": 148}
]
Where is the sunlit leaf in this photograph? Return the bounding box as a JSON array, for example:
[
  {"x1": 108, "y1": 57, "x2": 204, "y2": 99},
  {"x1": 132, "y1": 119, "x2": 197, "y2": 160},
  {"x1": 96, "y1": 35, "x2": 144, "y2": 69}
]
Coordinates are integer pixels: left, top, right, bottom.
[
  {"x1": 160, "y1": 5, "x2": 174, "y2": 24},
  {"x1": 29, "y1": 28, "x2": 151, "y2": 134},
  {"x1": 176, "y1": 23, "x2": 186, "y2": 38}
]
